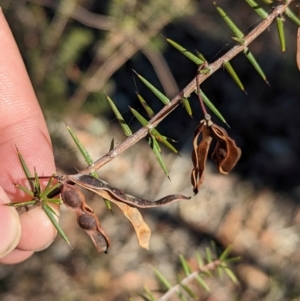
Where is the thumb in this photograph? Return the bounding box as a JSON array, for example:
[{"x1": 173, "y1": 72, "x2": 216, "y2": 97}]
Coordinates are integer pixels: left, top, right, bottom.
[{"x1": 0, "y1": 186, "x2": 21, "y2": 259}]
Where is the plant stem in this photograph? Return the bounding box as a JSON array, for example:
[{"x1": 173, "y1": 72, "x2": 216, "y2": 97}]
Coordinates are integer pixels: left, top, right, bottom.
[{"x1": 158, "y1": 259, "x2": 222, "y2": 301}]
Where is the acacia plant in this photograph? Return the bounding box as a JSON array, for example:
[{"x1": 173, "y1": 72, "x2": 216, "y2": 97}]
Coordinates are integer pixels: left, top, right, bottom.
[{"x1": 7, "y1": 0, "x2": 300, "y2": 299}]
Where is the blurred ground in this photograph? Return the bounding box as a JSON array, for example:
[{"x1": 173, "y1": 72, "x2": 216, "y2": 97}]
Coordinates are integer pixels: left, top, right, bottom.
[{"x1": 1, "y1": 0, "x2": 300, "y2": 300}]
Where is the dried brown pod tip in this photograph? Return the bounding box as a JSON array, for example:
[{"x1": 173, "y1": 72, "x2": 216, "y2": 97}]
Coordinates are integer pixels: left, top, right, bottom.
[
  {"x1": 61, "y1": 183, "x2": 110, "y2": 253},
  {"x1": 191, "y1": 117, "x2": 241, "y2": 194}
]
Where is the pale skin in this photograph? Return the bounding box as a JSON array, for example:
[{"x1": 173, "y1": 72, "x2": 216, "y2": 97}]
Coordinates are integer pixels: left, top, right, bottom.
[{"x1": 0, "y1": 9, "x2": 58, "y2": 264}]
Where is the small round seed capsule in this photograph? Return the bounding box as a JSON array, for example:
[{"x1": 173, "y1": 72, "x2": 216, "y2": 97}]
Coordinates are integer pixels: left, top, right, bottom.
[
  {"x1": 61, "y1": 184, "x2": 84, "y2": 209},
  {"x1": 77, "y1": 211, "x2": 97, "y2": 230}
]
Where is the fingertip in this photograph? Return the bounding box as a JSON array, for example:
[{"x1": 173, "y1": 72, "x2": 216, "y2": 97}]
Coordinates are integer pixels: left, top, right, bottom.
[
  {"x1": 17, "y1": 205, "x2": 59, "y2": 252},
  {"x1": 0, "y1": 189, "x2": 21, "y2": 258}
]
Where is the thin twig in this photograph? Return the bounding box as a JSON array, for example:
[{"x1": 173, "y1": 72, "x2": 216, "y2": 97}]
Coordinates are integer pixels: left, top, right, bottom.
[
  {"x1": 79, "y1": 0, "x2": 292, "y2": 175},
  {"x1": 158, "y1": 259, "x2": 222, "y2": 301}
]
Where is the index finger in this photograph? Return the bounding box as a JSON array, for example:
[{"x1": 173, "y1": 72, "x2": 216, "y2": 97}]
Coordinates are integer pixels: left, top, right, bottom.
[{"x1": 0, "y1": 9, "x2": 58, "y2": 264}]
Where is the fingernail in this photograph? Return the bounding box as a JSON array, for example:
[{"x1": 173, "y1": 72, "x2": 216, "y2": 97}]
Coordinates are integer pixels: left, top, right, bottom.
[{"x1": 0, "y1": 205, "x2": 21, "y2": 258}]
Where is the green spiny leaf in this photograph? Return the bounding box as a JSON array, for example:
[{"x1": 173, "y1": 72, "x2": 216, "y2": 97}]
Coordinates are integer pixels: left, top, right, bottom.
[
  {"x1": 224, "y1": 256, "x2": 242, "y2": 264},
  {"x1": 166, "y1": 38, "x2": 204, "y2": 65},
  {"x1": 8, "y1": 200, "x2": 37, "y2": 208},
  {"x1": 130, "y1": 107, "x2": 149, "y2": 127},
  {"x1": 217, "y1": 266, "x2": 224, "y2": 280},
  {"x1": 33, "y1": 168, "x2": 41, "y2": 196},
  {"x1": 106, "y1": 95, "x2": 132, "y2": 136},
  {"x1": 138, "y1": 293, "x2": 154, "y2": 301},
  {"x1": 206, "y1": 247, "x2": 213, "y2": 263},
  {"x1": 177, "y1": 288, "x2": 188, "y2": 301},
  {"x1": 243, "y1": 48, "x2": 269, "y2": 84},
  {"x1": 220, "y1": 245, "x2": 232, "y2": 261},
  {"x1": 67, "y1": 124, "x2": 94, "y2": 165},
  {"x1": 200, "y1": 90, "x2": 229, "y2": 126},
  {"x1": 40, "y1": 175, "x2": 61, "y2": 199},
  {"x1": 15, "y1": 184, "x2": 34, "y2": 197},
  {"x1": 285, "y1": 7, "x2": 300, "y2": 27},
  {"x1": 66, "y1": 124, "x2": 112, "y2": 210},
  {"x1": 137, "y1": 93, "x2": 155, "y2": 118},
  {"x1": 215, "y1": 3, "x2": 244, "y2": 39},
  {"x1": 134, "y1": 71, "x2": 170, "y2": 105},
  {"x1": 195, "y1": 275, "x2": 210, "y2": 292},
  {"x1": 109, "y1": 138, "x2": 115, "y2": 151},
  {"x1": 223, "y1": 61, "x2": 246, "y2": 93},
  {"x1": 179, "y1": 280, "x2": 196, "y2": 300},
  {"x1": 152, "y1": 267, "x2": 172, "y2": 290},
  {"x1": 43, "y1": 203, "x2": 72, "y2": 248},
  {"x1": 130, "y1": 107, "x2": 178, "y2": 154},
  {"x1": 244, "y1": 0, "x2": 268, "y2": 19},
  {"x1": 154, "y1": 134, "x2": 178, "y2": 155},
  {"x1": 143, "y1": 287, "x2": 156, "y2": 301},
  {"x1": 276, "y1": 17, "x2": 286, "y2": 52},
  {"x1": 181, "y1": 97, "x2": 193, "y2": 117},
  {"x1": 17, "y1": 148, "x2": 32, "y2": 179},
  {"x1": 17, "y1": 148, "x2": 36, "y2": 193},
  {"x1": 179, "y1": 254, "x2": 192, "y2": 276},
  {"x1": 224, "y1": 267, "x2": 239, "y2": 284},
  {"x1": 196, "y1": 252, "x2": 204, "y2": 267},
  {"x1": 148, "y1": 136, "x2": 170, "y2": 178},
  {"x1": 195, "y1": 51, "x2": 207, "y2": 64},
  {"x1": 45, "y1": 198, "x2": 63, "y2": 205}
]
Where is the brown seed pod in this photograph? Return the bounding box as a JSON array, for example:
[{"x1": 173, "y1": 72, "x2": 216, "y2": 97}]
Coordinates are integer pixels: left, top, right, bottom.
[
  {"x1": 77, "y1": 210, "x2": 97, "y2": 230},
  {"x1": 65, "y1": 174, "x2": 191, "y2": 208},
  {"x1": 61, "y1": 182, "x2": 110, "y2": 253},
  {"x1": 191, "y1": 118, "x2": 241, "y2": 194},
  {"x1": 77, "y1": 210, "x2": 110, "y2": 253},
  {"x1": 61, "y1": 183, "x2": 84, "y2": 210}
]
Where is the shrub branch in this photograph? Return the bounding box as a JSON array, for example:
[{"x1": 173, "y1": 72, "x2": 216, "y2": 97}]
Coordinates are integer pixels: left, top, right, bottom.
[
  {"x1": 79, "y1": 0, "x2": 292, "y2": 175},
  {"x1": 157, "y1": 259, "x2": 222, "y2": 301}
]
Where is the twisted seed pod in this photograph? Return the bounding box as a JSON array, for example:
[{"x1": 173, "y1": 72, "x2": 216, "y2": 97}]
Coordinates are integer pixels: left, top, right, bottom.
[{"x1": 61, "y1": 183, "x2": 110, "y2": 252}]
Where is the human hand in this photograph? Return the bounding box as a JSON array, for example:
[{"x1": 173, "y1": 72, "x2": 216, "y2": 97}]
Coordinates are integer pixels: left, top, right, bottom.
[{"x1": 0, "y1": 9, "x2": 58, "y2": 264}]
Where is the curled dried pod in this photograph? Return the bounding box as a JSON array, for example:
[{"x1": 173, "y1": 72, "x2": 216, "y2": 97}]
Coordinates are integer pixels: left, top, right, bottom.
[
  {"x1": 210, "y1": 124, "x2": 241, "y2": 174},
  {"x1": 77, "y1": 210, "x2": 110, "y2": 253}
]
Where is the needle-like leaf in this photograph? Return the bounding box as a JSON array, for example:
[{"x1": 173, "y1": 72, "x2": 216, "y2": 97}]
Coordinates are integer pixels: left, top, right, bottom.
[
  {"x1": 245, "y1": 0, "x2": 269, "y2": 19},
  {"x1": 199, "y1": 90, "x2": 228, "y2": 126},
  {"x1": 130, "y1": 107, "x2": 179, "y2": 154},
  {"x1": 285, "y1": 7, "x2": 300, "y2": 26},
  {"x1": 215, "y1": 2, "x2": 244, "y2": 40},
  {"x1": 152, "y1": 267, "x2": 172, "y2": 290},
  {"x1": 276, "y1": 16, "x2": 286, "y2": 52},
  {"x1": 66, "y1": 124, "x2": 112, "y2": 210},
  {"x1": 166, "y1": 38, "x2": 204, "y2": 65},
  {"x1": 137, "y1": 93, "x2": 155, "y2": 118},
  {"x1": 179, "y1": 254, "x2": 192, "y2": 276},
  {"x1": 243, "y1": 48, "x2": 269, "y2": 85},
  {"x1": 43, "y1": 203, "x2": 72, "y2": 248},
  {"x1": 223, "y1": 61, "x2": 246, "y2": 92},
  {"x1": 148, "y1": 135, "x2": 170, "y2": 178},
  {"x1": 181, "y1": 97, "x2": 193, "y2": 117},
  {"x1": 179, "y1": 281, "x2": 196, "y2": 300},
  {"x1": 106, "y1": 95, "x2": 132, "y2": 136},
  {"x1": 134, "y1": 71, "x2": 170, "y2": 105},
  {"x1": 224, "y1": 267, "x2": 239, "y2": 284},
  {"x1": 195, "y1": 275, "x2": 210, "y2": 292}
]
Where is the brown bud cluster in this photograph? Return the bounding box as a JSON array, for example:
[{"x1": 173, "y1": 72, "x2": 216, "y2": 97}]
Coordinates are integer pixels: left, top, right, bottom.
[
  {"x1": 61, "y1": 183, "x2": 110, "y2": 253},
  {"x1": 191, "y1": 118, "x2": 241, "y2": 194}
]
